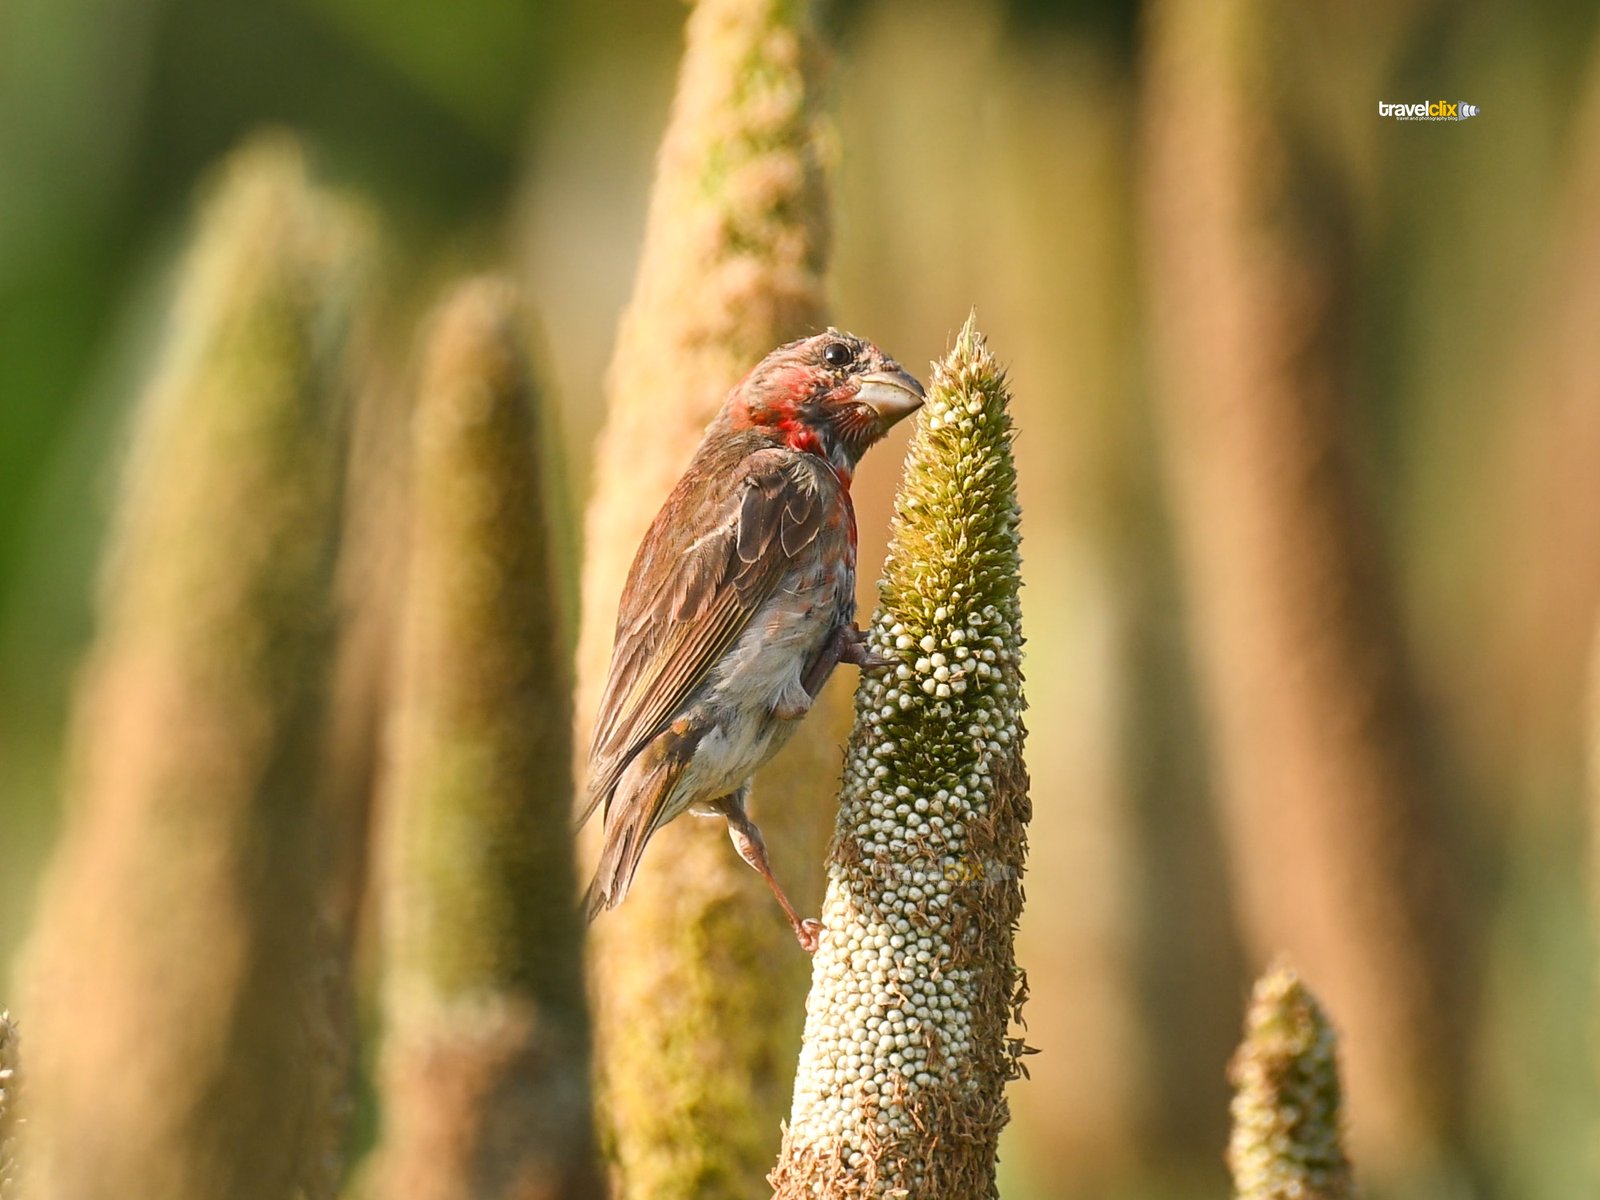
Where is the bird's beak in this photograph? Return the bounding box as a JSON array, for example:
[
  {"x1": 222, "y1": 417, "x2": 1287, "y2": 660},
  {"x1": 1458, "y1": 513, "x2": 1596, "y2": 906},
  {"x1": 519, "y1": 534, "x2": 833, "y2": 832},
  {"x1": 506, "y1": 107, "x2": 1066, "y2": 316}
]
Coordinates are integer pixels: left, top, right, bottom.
[{"x1": 856, "y1": 367, "x2": 926, "y2": 427}]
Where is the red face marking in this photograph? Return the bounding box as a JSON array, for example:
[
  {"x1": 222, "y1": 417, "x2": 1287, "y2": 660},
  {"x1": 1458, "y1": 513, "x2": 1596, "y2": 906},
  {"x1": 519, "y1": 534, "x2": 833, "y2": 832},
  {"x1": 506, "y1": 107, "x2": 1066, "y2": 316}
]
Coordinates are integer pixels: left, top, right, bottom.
[{"x1": 737, "y1": 360, "x2": 871, "y2": 493}]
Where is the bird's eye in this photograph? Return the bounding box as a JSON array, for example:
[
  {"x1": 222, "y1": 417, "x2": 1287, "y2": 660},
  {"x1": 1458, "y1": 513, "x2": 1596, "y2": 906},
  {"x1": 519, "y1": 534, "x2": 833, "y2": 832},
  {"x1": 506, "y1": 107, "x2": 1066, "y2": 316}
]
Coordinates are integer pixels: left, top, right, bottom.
[{"x1": 822, "y1": 341, "x2": 852, "y2": 368}]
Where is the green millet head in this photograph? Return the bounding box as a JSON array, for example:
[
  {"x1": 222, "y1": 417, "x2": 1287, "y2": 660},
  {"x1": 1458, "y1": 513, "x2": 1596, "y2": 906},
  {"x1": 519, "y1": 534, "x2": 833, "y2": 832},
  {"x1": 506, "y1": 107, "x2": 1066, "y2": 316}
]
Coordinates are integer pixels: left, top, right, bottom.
[{"x1": 775, "y1": 316, "x2": 1027, "y2": 1198}]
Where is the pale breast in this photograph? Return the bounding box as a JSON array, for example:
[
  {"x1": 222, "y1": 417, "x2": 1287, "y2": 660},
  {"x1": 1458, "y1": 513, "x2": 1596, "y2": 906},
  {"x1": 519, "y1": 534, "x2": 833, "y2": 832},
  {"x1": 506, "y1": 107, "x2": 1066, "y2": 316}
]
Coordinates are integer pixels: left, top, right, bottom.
[{"x1": 681, "y1": 549, "x2": 854, "y2": 800}]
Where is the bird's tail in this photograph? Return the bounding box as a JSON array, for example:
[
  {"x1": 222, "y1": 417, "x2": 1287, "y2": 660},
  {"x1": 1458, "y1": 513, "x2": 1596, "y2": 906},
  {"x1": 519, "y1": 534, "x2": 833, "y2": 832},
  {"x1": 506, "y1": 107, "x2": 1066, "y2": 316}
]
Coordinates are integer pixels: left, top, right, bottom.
[
  {"x1": 584, "y1": 823, "x2": 646, "y2": 921},
  {"x1": 582, "y1": 729, "x2": 693, "y2": 922}
]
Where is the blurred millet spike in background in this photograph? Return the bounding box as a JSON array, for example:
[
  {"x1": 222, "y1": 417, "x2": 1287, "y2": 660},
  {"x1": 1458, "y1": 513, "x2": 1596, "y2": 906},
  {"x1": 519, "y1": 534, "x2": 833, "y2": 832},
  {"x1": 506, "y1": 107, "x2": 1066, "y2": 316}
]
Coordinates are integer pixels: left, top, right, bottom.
[
  {"x1": 1487, "y1": 35, "x2": 1600, "y2": 797},
  {"x1": 573, "y1": 0, "x2": 841, "y2": 1197},
  {"x1": 1227, "y1": 963, "x2": 1358, "y2": 1200},
  {"x1": 17, "y1": 134, "x2": 372, "y2": 1200},
  {"x1": 1141, "y1": 0, "x2": 1475, "y2": 1186},
  {"x1": 373, "y1": 278, "x2": 601, "y2": 1200},
  {"x1": 0, "y1": 1011, "x2": 19, "y2": 1200},
  {"x1": 1589, "y1": 621, "x2": 1600, "y2": 1116},
  {"x1": 772, "y1": 316, "x2": 1029, "y2": 1200}
]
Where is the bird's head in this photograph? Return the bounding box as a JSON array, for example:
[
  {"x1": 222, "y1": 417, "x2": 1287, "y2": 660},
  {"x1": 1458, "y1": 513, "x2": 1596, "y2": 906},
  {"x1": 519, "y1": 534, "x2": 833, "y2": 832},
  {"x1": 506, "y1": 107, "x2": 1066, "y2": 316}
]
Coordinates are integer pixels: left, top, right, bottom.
[{"x1": 722, "y1": 329, "x2": 926, "y2": 482}]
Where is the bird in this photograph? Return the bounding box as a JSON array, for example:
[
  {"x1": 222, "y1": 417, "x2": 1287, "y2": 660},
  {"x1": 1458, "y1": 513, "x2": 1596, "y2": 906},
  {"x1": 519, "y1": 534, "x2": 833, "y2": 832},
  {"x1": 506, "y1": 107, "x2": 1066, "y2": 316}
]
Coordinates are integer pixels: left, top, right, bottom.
[{"x1": 582, "y1": 329, "x2": 925, "y2": 952}]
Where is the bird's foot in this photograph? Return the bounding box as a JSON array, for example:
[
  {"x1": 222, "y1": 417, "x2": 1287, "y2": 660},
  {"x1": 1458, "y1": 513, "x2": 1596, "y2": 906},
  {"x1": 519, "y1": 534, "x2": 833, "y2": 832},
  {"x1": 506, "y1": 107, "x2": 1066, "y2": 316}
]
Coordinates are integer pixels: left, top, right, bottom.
[
  {"x1": 838, "y1": 624, "x2": 895, "y2": 672},
  {"x1": 795, "y1": 918, "x2": 823, "y2": 954}
]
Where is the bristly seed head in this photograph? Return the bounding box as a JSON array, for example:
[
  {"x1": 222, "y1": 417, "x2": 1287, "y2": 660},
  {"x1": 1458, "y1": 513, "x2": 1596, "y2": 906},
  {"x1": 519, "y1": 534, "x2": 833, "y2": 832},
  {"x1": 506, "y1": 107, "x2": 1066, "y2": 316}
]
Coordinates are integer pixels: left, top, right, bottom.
[
  {"x1": 1227, "y1": 963, "x2": 1357, "y2": 1200},
  {"x1": 773, "y1": 315, "x2": 1028, "y2": 1198}
]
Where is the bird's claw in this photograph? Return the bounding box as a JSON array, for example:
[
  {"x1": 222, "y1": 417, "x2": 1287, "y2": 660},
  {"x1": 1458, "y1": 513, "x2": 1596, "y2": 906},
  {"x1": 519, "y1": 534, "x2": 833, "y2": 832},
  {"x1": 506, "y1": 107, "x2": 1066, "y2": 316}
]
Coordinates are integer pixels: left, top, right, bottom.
[
  {"x1": 796, "y1": 918, "x2": 823, "y2": 954},
  {"x1": 838, "y1": 625, "x2": 895, "y2": 672}
]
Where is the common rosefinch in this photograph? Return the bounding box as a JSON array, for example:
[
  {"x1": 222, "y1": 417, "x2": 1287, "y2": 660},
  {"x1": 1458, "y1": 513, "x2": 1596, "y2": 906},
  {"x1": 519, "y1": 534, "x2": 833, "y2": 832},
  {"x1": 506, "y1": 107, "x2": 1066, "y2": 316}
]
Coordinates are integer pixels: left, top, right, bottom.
[{"x1": 583, "y1": 330, "x2": 925, "y2": 951}]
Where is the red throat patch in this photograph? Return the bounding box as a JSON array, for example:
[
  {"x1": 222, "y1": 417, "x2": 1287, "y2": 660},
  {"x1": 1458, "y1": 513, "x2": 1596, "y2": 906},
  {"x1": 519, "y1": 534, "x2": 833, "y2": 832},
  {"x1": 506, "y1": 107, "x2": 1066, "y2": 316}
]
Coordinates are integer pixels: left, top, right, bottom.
[
  {"x1": 783, "y1": 422, "x2": 822, "y2": 458},
  {"x1": 733, "y1": 361, "x2": 861, "y2": 492},
  {"x1": 781, "y1": 421, "x2": 854, "y2": 491}
]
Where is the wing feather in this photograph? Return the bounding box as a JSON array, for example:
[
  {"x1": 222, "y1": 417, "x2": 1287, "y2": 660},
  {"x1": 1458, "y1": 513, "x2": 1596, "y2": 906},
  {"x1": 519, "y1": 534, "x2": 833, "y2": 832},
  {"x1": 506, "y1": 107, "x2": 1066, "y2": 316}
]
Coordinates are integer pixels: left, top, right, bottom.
[{"x1": 581, "y1": 445, "x2": 838, "y2": 823}]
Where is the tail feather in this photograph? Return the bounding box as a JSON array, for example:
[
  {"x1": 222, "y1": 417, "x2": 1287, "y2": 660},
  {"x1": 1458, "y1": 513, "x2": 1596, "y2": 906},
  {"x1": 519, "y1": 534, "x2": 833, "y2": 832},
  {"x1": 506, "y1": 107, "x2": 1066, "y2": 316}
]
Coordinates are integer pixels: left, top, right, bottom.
[
  {"x1": 584, "y1": 823, "x2": 643, "y2": 921},
  {"x1": 583, "y1": 881, "x2": 606, "y2": 922},
  {"x1": 582, "y1": 726, "x2": 695, "y2": 921},
  {"x1": 574, "y1": 780, "x2": 607, "y2": 830}
]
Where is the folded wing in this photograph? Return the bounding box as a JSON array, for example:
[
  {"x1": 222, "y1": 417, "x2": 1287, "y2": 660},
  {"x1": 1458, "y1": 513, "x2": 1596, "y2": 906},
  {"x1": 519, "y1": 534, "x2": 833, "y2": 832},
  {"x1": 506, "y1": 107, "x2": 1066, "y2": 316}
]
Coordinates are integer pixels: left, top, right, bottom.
[{"x1": 581, "y1": 447, "x2": 840, "y2": 825}]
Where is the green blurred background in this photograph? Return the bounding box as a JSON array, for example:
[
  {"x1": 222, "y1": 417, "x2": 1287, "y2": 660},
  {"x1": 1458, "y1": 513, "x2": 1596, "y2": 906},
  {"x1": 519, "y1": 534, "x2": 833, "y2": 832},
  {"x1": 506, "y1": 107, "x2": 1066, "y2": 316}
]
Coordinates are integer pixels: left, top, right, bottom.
[{"x1": 4, "y1": 0, "x2": 1600, "y2": 1196}]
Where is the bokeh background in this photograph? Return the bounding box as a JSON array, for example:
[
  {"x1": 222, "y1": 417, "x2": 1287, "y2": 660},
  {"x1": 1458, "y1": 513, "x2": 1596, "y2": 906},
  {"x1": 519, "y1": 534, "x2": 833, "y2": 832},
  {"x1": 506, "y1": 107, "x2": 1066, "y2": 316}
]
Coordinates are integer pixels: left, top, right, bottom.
[{"x1": 4, "y1": 0, "x2": 1600, "y2": 1197}]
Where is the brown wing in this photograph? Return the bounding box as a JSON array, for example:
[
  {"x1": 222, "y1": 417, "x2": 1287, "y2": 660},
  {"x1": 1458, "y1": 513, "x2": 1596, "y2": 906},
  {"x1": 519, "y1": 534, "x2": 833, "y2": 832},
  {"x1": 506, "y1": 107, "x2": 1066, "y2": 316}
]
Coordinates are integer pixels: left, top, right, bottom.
[{"x1": 580, "y1": 444, "x2": 839, "y2": 824}]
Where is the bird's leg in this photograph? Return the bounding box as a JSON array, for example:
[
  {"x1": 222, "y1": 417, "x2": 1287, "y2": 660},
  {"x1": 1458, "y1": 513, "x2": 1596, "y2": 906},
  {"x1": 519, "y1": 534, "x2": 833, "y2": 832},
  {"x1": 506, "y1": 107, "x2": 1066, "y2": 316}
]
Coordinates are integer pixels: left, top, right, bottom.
[
  {"x1": 714, "y1": 789, "x2": 821, "y2": 953},
  {"x1": 797, "y1": 638, "x2": 841, "y2": 705},
  {"x1": 796, "y1": 623, "x2": 893, "y2": 705}
]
